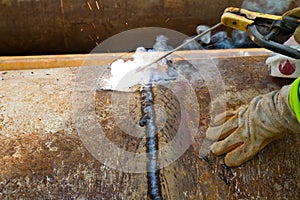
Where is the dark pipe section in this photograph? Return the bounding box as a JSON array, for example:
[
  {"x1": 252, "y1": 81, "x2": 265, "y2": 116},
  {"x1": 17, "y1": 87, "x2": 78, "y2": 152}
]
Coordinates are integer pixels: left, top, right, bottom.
[
  {"x1": 0, "y1": 0, "x2": 244, "y2": 55},
  {"x1": 140, "y1": 85, "x2": 162, "y2": 200}
]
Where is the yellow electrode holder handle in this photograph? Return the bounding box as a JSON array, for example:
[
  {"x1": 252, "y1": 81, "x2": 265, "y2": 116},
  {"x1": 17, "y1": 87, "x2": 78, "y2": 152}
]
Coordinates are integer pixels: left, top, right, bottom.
[
  {"x1": 221, "y1": 12, "x2": 253, "y2": 32},
  {"x1": 221, "y1": 7, "x2": 283, "y2": 32}
]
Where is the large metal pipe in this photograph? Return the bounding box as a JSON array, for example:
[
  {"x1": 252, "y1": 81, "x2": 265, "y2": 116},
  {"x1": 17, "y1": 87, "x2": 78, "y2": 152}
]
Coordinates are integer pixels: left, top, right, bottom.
[
  {"x1": 0, "y1": 0, "x2": 244, "y2": 55},
  {"x1": 0, "y1": 52, "x2": 297, "y2": 199}
]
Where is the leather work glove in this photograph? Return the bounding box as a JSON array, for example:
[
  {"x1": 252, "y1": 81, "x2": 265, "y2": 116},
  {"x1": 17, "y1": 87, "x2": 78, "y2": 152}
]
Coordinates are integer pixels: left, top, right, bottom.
[
  {"x1": 284, "y1": 7, "x2": 300, "y2": 43},
  {"x1": 265, "y1": 7, "x2": 300, "y2": 45},
  {"x1": 206, "y1": 84, "x2": 300, "y2": 167}
]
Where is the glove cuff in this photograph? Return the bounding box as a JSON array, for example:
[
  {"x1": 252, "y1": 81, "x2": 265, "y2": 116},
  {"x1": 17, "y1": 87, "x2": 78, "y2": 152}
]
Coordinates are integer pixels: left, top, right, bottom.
[
  {"x1": 276, "y1": 83, "x2": 300, "y2": 134},
  {"x1": 289, "y1": 77, "x2": 300, "y2": 124}
]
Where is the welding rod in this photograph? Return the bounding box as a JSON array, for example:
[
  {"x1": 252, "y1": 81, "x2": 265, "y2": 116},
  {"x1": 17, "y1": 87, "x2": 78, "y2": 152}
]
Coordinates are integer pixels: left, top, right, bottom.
[{"x1": 136, "y1": 22, "x2": 222, "y2": 72}]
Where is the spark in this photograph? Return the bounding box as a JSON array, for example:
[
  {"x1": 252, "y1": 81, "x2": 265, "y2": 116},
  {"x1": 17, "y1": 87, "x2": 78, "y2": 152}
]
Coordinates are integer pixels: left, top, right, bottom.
[
  {"x1": 87, "y1": 1, "x2": 93, "y2": 11},
  {"x1": 99, "y1": 0, "x2": 103, "y2": 8},
  {"x1": 60, "y1": 0, "x2": 65, "y2": 14},
  {"x1": 88, "y1": 35, "x2": 95, "y2": 42},
  {"x1": 95, "y1": 0, "x2": 100, "y2": 10}
]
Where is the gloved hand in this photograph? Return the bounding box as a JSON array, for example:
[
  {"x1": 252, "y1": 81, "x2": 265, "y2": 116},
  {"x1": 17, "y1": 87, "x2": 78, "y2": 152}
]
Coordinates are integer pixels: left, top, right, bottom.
[
  {"x1": 284, "y1": 7, "x2": 300, "y2": 44},
  {"x1": 265, "y1": 7, "x2": 300, "y2": 45},
  {"x1": 206, "y1": 85, "x2": 300, "y2": 167}
]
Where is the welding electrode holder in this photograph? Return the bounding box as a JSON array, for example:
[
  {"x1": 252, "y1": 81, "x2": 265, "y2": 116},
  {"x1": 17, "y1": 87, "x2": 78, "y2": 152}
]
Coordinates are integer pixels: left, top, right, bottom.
[
  {"x1": 221, "y1": 7, "x2": 300, "y2": 59},
  {"x1": 247, "y1": 16, "x2": 300, "y2": 59}
]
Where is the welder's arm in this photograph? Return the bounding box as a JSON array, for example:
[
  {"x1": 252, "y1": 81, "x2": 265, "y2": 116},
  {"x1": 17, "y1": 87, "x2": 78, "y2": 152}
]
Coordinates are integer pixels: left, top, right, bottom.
[{"x1": 206, "y1": 77, "x2": 300, "y2": 167}]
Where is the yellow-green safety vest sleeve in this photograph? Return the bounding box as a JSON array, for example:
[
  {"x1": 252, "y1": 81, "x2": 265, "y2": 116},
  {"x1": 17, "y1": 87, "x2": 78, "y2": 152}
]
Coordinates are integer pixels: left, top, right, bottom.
[{"x1": 289, "y1": 77, "x2": 300, "y2": 124}]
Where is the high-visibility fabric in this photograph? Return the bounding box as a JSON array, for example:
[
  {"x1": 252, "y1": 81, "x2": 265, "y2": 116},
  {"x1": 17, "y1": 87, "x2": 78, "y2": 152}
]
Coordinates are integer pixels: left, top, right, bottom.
[{"x1": 289, "y1": 77, "x2": 300, "y2": 124}]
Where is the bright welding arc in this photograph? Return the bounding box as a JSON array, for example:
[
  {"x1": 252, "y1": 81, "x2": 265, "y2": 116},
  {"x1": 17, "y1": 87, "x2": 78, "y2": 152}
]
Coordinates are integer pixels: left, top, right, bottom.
[{"x1": 136, "y1": 22, "x2": 222, "y2": 72}]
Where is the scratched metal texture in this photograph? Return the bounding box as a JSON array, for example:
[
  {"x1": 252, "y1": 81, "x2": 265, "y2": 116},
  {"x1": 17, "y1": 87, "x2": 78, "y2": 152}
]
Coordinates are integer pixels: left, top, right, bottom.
[
  {"x1": 0, "y1": 55, "x2": 299, "y2": 199},
  {"x1": 0, "y1": 0, "x2": 245, "y2": 55}
]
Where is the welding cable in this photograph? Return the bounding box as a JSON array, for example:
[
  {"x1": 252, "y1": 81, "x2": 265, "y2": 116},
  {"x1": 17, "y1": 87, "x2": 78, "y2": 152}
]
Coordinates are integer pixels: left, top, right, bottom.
[{"x1": 140, "y1": 85, "x2": 162, "y2": 200}]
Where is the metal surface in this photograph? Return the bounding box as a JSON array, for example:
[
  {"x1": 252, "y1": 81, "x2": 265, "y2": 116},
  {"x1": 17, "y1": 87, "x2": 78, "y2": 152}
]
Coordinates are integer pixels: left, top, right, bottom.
[
  {"x1": 0, "y1": 51, "x2": 298, "y2": 199},
  {"x1": 0, "y1": 0, "x2": 244, "y2": 55},
  {"x1": 0, "y1": 48, "x2": 272, "y2": 71}
]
